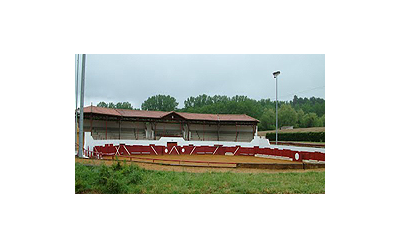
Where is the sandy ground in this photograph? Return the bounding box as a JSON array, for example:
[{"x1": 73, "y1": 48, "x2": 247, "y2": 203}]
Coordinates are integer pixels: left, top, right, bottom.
[
  {"x1": 75, "y1": 156, "x2": 323, "y2": 174},
  {"x1": 102, "y1": 154, "x2": 301, "y2": 167}
]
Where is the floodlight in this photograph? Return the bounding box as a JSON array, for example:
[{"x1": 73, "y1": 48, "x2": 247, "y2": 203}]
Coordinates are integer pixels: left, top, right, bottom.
[{"x1": 273, "y1": 71, "x2": 280, "y2": 78}]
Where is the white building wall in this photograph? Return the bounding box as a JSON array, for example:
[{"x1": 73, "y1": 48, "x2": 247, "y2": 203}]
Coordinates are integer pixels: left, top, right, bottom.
[{"x1": 84, "y1": 132, "x2": 324, "y2": 153}]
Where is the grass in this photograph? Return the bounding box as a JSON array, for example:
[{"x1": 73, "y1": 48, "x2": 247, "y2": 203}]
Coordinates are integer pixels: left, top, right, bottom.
[{"x1": 75, "y1": 162, "x2": 325, "y2": 194}]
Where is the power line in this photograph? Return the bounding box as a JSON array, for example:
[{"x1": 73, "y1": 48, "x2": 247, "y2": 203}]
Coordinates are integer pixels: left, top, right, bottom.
[
  {"x1": 279, "y1": 86, "x2": 325, "y2": 99},
  {"x1": 264, "y1": 85, "x2": 325, "y2": 100}
]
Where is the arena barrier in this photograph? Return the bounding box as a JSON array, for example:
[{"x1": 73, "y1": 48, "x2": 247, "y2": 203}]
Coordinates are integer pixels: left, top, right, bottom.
[{"x1": 87, "y1": 144, "x2": 325, "y2": 162}]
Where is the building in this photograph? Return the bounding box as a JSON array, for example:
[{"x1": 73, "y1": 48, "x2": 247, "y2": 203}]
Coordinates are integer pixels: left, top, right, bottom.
[
  {"x1": 76, "y1": 106, "x2": 325, "y2": 162},
  {"x1": 81, "y1": 106, "x2": 259, "y2": 142}
]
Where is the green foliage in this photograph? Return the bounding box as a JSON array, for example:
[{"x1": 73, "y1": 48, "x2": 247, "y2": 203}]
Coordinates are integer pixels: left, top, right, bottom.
[
  {"x1": 292, "y1": 95, "x2": 325, "y2": 117},
  {"x1": 120, "y1": 164, "x2": 143, "y2": 184},
  {"x1": 97, "y1": 101, "x2": 108, "y2": 108},
  {"x1": 278, "y1": 104, "x2": 298, "y2": 128},
  {"x1": 141, "y1": 95, "x2": 178, "y2": 111},
  {"x1": 300, "y1": 112, "x2": 319, "y2": 128},
  {"x1": 97, "y1": 101, "x2": 135, "y2": 110},
  {"x1": 104, "y1": 175, "x2": 127, "y2": 194},
  {"x1": 96, "y1": 94, "x2": 324, "y2": 129},
  {"x1": 181, "y1": 94, "x2": 324, "y2": 126},
  {"x1": 116, "y1": 102, "x2": 133, "y2": 110},
  {"x1": 75, "y1": 178, "x2": 86, "y2": 193},
  {"x1": 259, "y1": 108, "x2": 275, "y2": 130},
  {"x1": 265, "y1": 132, "x2": 325, "y2": 142},
  {"x1": 111, "y1": 161, "x2": 123, "y2": 171},
  {"x1": 76, "y1": 163, "x2": 325, "y2": 194},
  {"x1": 182, "y1": 94, "x2": 263, "y2": 120},
  {"x1": 108, "y1": 102, "x2": 116, "y2": 109},
  {"x1": 319, "y1": 114, "x2": 325, "y2": 127},
  {"x1": 75, "y1": 162, "x2": 144, "y2": 194},
  {"x1": 98, "y1": 165, "x2": 111, "y2": 185},
  {"x1": 296, "y1": 109, "x2": 305, "y2": 128}
]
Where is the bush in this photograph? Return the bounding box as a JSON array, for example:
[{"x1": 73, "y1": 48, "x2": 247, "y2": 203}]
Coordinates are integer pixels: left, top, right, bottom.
[
  {"x1": 96, "y1": 163, "x2": 143, "y2": 194},
  {"x1": 103, "y1": 174, "x2": 127, "y2": 194},
  {"x1": 111, "y1": 161, "x2": 123, "y2": 171},
  {"x1": 265, "y1": 132, "x2": 325, "y2": 142},
  {"x1": 121, "y1": 165, "x2": 144, "y2": 184},
  {"x1": 75, "y1": 178, "x2": 86, "y2": 193},
  {"x1": 98, "y1": 166, "x2": 111, "y2": 185}
]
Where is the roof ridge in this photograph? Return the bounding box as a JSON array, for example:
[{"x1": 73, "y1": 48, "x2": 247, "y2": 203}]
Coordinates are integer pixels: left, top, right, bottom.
[
  {"x1": 84, "y1": 106, "x2": 258, "y2": 122},
  {"x1": 115, "y1": 108, "x2": 167, "y2": 113}
]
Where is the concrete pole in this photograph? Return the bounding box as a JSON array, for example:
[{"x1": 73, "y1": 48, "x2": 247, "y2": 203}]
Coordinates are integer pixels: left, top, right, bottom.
[
  {"x1": 75, "y1": 54, "x2": 80, "y2": 153},
  {"x1": 78, "y1": 54, "x2": 86, "y2": 158}
]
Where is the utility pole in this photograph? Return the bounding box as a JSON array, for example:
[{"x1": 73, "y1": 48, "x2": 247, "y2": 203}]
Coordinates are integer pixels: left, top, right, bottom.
[
  {"x1": 273, "y1": 71, "x2": 280, "y2": 145},
  {"x1": 78, "y1": 54, "x2": 86, "y2": 158},
  {"x1": 75, "y1": 54, "x2": 80, "y2": 154}
]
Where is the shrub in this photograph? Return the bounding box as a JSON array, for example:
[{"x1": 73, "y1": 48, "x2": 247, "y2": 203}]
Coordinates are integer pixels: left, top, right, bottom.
[
  {"x1": 265, "y1": 132, "x2": 325, "y2": 142},
  {"x1": 104, "y1": 174, "x2": 127, "y2": 194},
  {"x1": 95, "y1": 163, "x2": 143, "y2": 193},
  {"x1": 121, "y1": 165, "x2": 144, "y2": 184},
  {"x1": 112, "y1": 161, "x2": 123, "y2": 171},
  {"x1": 98, "y1": 166, "x2": 111, "y2": 185},
  {"x1": 75, "y1": 178, "x2": 86, "y2": 193}
]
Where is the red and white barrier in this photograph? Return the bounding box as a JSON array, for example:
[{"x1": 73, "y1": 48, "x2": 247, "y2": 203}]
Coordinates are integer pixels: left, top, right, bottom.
[{"x1": 89, "y1": 143, "x2": 325, "y2": 162}]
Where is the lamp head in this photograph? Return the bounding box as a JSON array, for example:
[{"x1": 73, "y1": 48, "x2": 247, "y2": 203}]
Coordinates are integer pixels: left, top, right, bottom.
[{"x1": 273, "y1": 71, "x2": 280, "y2": 78}]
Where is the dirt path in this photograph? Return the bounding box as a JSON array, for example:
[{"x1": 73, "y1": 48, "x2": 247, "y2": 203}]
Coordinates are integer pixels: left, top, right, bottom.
[
  {"x1": 104, "y1": 154, "x2": 300, "y2": 165},
  {"x1": 75, "y1": 157, "x2": 324, "y2": 174}
]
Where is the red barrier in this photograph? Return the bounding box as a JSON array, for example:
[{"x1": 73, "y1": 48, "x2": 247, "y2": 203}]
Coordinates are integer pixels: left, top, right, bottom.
[
  {"x1": 237, "y1": 147, "x2": 255, "y2": 156},
  {"x1": 121, "y1": 156, "x2": 236, "y2": 166},
  {"x1": 293, "y1": 152, "x2": 302, "y2": 161},
  {"x1": 91, "y1": 144, "x2": 325, "y2": 162}
]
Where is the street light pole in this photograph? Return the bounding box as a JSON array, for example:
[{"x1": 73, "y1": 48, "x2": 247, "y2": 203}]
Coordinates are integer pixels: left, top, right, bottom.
[
  {"x1": 273, "y1": 71, "x2": 280, "y2": 145},
  {"x1": 78, "y1": 54, "x2": 86, "y2": 158},
  {"x1": 75, "y1": 54, "x2": 80, "y2": 154}
]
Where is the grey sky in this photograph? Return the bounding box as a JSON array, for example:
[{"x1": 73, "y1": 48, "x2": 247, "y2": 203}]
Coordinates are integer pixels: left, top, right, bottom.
[{"x1": 79, "y1": 54, "x2": 325, "y2": 109}]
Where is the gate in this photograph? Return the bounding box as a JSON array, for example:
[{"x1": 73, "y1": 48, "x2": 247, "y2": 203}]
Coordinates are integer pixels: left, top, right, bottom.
[{"x1": 167, "y1": 142, "x2": 179, "y2": 155}]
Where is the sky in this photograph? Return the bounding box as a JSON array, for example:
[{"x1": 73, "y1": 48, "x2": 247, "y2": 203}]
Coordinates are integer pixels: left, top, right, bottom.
[{"x1": 76, "y1": 54, "x2": 325, "y2": 109}]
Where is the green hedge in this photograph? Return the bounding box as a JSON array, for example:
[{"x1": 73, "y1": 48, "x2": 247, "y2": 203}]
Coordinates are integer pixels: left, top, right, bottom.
[{"x1": 265, "y1": 132, "x2": 325, "y2": 142}]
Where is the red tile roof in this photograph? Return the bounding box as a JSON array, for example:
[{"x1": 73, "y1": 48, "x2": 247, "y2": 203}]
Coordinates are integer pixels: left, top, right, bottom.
[
  {"x1": 83, "y1": 106, "x2": 258, "y2": 122},
  {"x1": 116, "y1": 108, "x2": 167, "y2": 119},
  {"x1": 83, "y1": 106, "x2": 121, "y2": 116},
  {"x1": 175, "y1": 112, "x2": 258, "y2": 122}
]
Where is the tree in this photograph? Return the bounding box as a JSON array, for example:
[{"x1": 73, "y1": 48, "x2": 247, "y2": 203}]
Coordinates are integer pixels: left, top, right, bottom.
[
  {"x1": 259, "y1": 108, "x2": 275, "y2": 131},
  {"x1": 97, "y1": 101, "x2": 134, "y2": 109},
  {"x1": 278, "y1": 104, "x2": 298, "y2": 128},
  {"x1": 319, "y1": 114, "x2": 325, "y2": 127},
  {"x1": 296, "y1": 109, "x2": 305, "y2": 128},
  {"x1": 293, "y1": 95, "x2": 299, "y2": 107},
  {"x1": 97, "y1": 101, "x2": 108, "y2": 108},
  {"x1": 115, "y1": 102, "x2": 133, "y2": 110},
  {"x1": 96, "y1": 95, "x2": 324, "y2": 127},
  {"x1": 301, "y1": 112, "x2": 319, "y2": 127},
  {"x1": 108, "y1": 102, "x2": 116, "y2": 109},
  {"x1": 141, "y1": 95, "x2": 178, "y2": 111}
]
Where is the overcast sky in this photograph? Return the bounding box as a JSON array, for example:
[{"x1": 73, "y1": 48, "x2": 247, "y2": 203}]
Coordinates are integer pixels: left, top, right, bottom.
[{"x1": 77, "y1": 54, "x2": 325, "y2": 109}]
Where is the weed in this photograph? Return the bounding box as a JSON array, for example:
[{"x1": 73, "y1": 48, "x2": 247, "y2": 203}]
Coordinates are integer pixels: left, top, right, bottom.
[
  {"x1": 75, "y1": 162, "x2": 325, "y2": 194},
  {"x1": 103, "y1": 175, "x2": 127, "y2": 194},
  {"x1": 111, "y1": 161, "x2": 123, "y2": 171}
]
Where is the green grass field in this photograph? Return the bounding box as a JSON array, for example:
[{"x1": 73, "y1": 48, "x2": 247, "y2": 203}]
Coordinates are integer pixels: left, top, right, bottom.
[{"x1": 75, "y1": 162, "x2": 325, "y2": 194}]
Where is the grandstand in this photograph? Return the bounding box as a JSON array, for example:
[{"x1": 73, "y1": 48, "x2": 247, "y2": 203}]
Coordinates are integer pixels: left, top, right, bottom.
[
  {"x1": 77, "y1": 106, "x2": 325, "y2": 163},
  {"x1": 81, "y1": 106, "x2": 258, "y2": 142}
]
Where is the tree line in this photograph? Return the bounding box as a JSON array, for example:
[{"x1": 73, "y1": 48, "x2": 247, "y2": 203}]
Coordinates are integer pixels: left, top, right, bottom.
[{"x1": 96, "y1": 94, "x2": 325, "y2": 130}]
